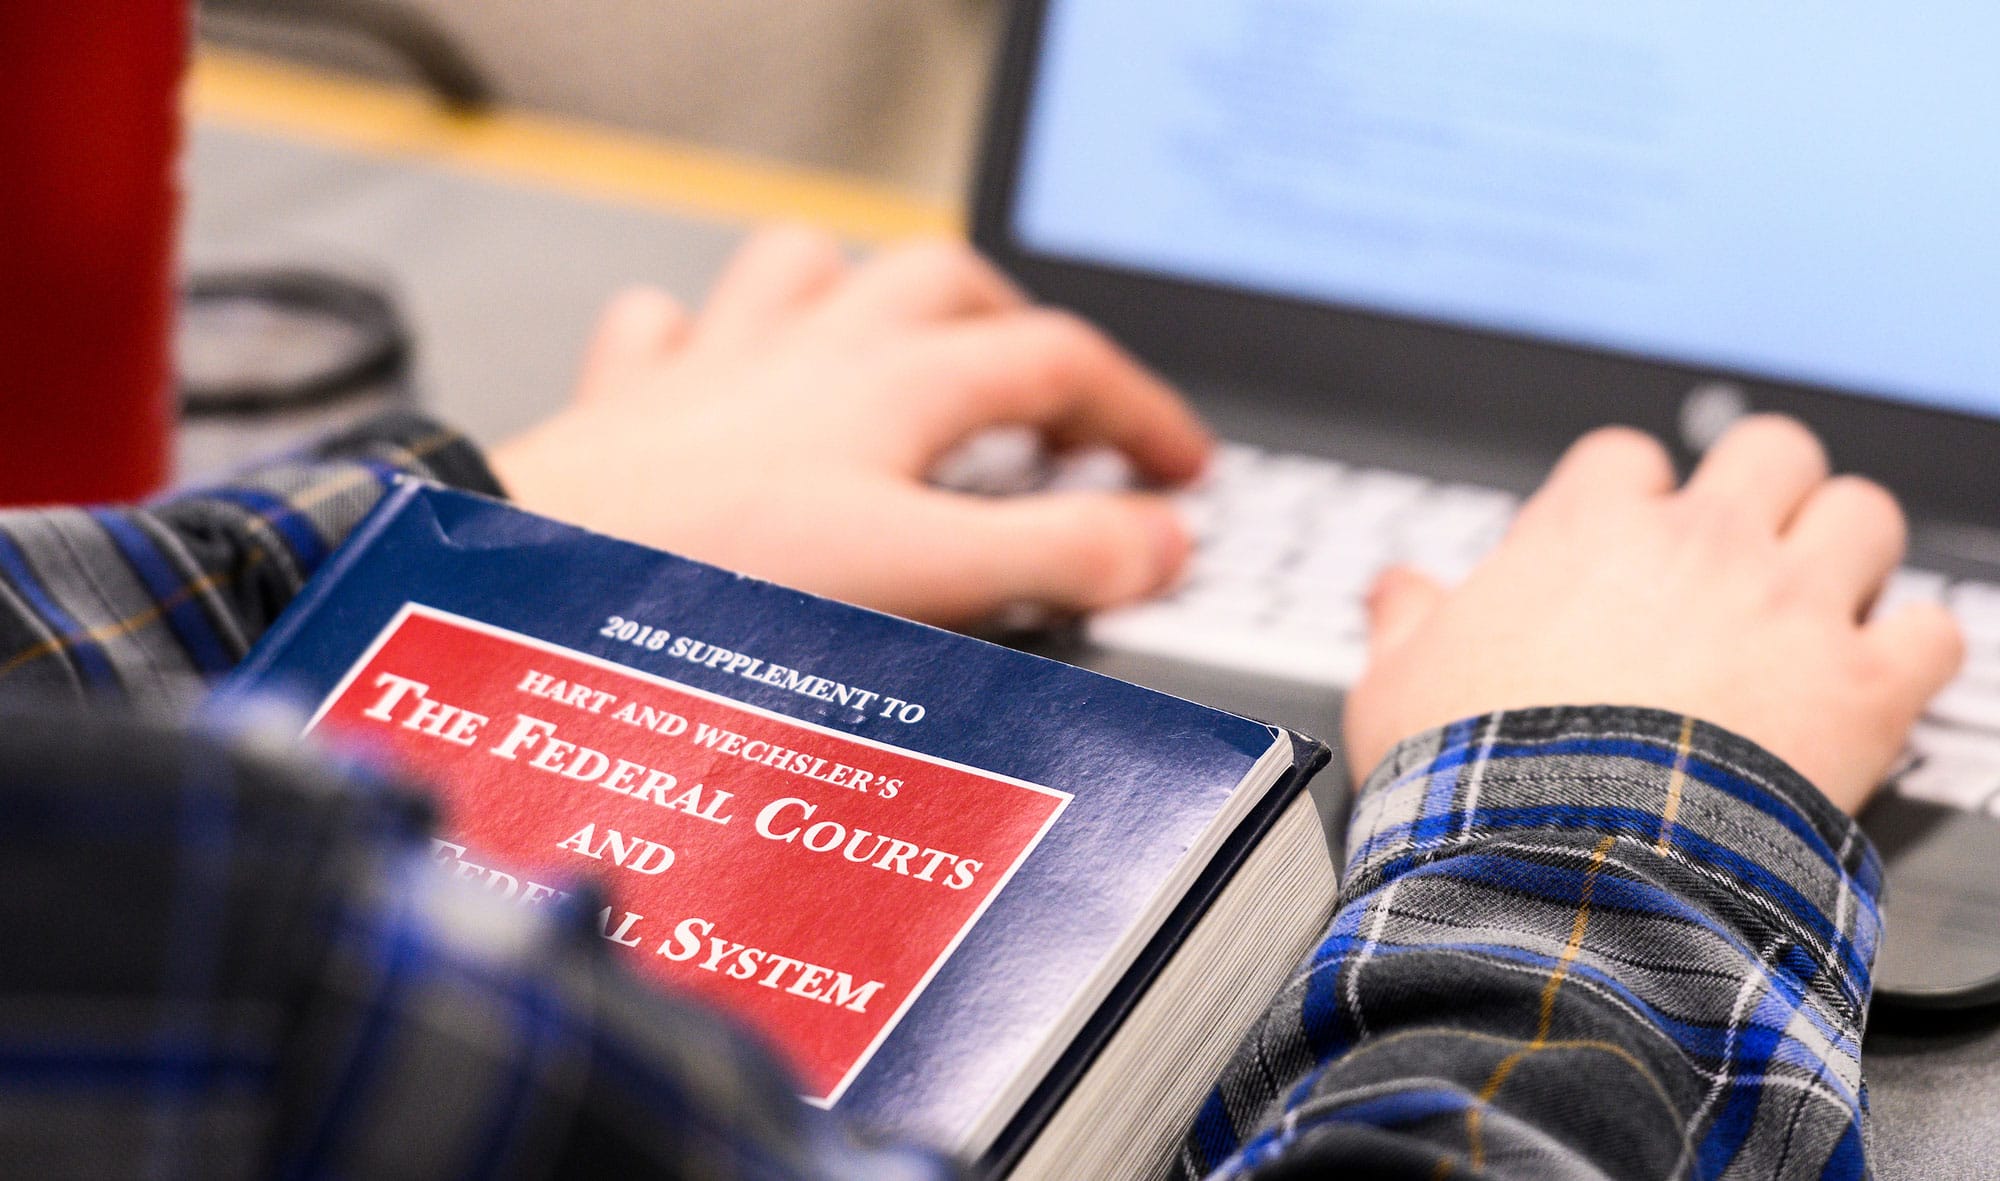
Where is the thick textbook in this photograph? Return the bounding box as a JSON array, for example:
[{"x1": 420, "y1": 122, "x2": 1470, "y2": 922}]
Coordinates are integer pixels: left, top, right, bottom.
[{"x1": 220, "y1": 482, "x2": 1336, "y2": 1175}]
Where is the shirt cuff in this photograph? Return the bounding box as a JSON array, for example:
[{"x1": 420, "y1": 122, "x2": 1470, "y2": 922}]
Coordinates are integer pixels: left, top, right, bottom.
[
  {"x1": 306, "y1": 410, "x2": 507, "y2": 500},
  {"x1": 1345, "y1": 705, "x2": 1884, "y2": 1015}
]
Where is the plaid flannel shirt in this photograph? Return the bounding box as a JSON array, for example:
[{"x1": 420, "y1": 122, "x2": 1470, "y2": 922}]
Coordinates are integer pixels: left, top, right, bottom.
[
  {"x1": 1181, "y1": 708, "x2": 1881, "y2": 1181},
  {"x1": 0, "y1": 413, "x2": 497, "y2": 701},
  {"x1": 0, "y1": 414, "x2": 1882, "y2": 1179}
]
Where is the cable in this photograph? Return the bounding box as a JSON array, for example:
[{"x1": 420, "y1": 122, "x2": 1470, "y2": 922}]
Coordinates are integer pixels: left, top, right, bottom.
[{"x1": 178, "y1": 268, "x2": 412, "y2": 417}]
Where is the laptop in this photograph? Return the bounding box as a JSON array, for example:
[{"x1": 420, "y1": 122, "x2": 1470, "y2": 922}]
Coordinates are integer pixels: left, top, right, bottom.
[{"x1": 964, "y1": 0, "x2": 2000, "y2": 1008}]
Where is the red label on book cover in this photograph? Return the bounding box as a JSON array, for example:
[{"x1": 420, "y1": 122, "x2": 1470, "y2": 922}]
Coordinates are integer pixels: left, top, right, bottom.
[{"x1": 306, "y1": 605, "x2": 1069, "y2": 1103}]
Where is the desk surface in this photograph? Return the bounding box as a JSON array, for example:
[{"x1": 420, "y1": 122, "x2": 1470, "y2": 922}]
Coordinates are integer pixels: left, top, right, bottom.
[
  {"x1": 184, "y1": 53, "x2": 2000, "y2": 1179},
  {"x1": 185, "y1": 51, "x2": 953, "y2": 449}
]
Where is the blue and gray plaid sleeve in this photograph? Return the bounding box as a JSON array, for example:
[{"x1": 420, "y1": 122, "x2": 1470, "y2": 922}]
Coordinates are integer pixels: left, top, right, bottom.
[
  {"x1": 1182, "y1": 705, "x2": 1882, "y2": 1181},
  {"x1": 0, "y1": 412, "x2": 503, "y2": 701},
  {"x1": 0, "y1": 710, "x2": 952, "y2": 1180}
]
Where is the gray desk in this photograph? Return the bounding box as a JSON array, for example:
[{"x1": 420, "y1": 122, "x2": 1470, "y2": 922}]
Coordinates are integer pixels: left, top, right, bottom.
[
  {"x1": 185, "y1": 119, "x2": 2000, "y2": 1179},
  {"x1": 185, "y1": 125, "x2": 747, "y2": 450}
]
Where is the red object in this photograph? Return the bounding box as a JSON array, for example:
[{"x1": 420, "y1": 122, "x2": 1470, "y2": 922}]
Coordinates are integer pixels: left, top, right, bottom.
[
  {"x1": 311, "y1": 608, "x2": 1070, "y2": 1103},
  {"x1": 0, "y1": 4, "x2": 186, "y2": 505}
]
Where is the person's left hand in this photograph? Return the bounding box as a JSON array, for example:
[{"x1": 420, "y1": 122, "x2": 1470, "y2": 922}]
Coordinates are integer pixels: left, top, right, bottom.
[{"x1": 490, "y1": 226, "x2": 1212, "y2": 627}]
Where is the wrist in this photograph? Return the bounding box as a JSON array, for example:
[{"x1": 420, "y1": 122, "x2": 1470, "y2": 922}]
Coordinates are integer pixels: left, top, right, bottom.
[{"x1": 486, "y1": 420, "x2": 583, "y2": 518}]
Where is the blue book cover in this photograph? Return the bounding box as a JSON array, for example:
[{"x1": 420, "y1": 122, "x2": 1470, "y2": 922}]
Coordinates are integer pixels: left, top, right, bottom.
[{"x1": 217, "y1": 481, "x2": 1330, "y2": 1162}]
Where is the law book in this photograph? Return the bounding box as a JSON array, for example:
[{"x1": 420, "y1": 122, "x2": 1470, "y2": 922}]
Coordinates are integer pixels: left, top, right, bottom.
[{"x1": 218, "y1": 481, "x2": 1338, "y2": 1177}]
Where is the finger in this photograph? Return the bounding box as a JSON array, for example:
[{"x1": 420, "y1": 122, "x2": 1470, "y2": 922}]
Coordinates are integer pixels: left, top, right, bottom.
[
  {"x1": 697, "y1": 225, "x2": 849, "y2": 347},
  {"x1": 1365, "y1": 565, "x2": 1446, "y2": 655},
  {"x1": 1680, "y1": 415, "x2": 1830, "y2": 531},
  {"x1": 1529, "y1": 426, "x2": 1677, "y2": 517},
  {"x1": 820, "y1": 238, "x2": 1028, "y2": 328},
  {"x1": 875, "y1": 490, "x2": 1189, "y2": 623},
  {"x1": 574, "y1": 287, "x2": 691, "y2": 402},
  {"x1": 1866, "y1": 601, "x2": 1966, "y2": 718},
  {"x1": 893, "y1": 309, "x2": 1212, "y2": 484},
  {"x1": 1782, "y1": 476, "x2": 1907, "y2": 615}
]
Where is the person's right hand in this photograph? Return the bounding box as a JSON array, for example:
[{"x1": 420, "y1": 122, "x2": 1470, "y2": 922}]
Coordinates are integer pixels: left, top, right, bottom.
[
  {"x1": 491, "y1": 227, "x2": 1210, "y2": 628},
  {"x1": 1344, "y1": 416, "x2": 1964, "y2": 813}
]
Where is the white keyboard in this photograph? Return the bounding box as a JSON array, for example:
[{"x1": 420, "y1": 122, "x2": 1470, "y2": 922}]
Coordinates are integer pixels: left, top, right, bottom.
[
  {"x1": 936, "y1": 432, "x2": 2000, "y2": 815},
  {"x1": 1089, "y1": 444, "x2": 1515, "y2": 690}
]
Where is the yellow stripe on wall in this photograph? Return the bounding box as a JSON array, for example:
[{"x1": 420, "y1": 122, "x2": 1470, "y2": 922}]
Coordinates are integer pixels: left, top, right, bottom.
[{"x1": 186, "y1": 49, "x2": 961, "y2": 245}]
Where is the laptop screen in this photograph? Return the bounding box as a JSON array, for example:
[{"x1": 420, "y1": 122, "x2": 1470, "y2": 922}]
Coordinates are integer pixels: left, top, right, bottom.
[{"x1": 1012, "y1": 1, "x2": 2000, "y2": 421}]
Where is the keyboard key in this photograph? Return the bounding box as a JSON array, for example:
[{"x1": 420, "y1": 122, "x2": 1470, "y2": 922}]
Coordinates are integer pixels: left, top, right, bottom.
[
  {"x1": 1403, "y1": 547, "x2": 1482, "y2": 586},
  {"x1": 1949, "y1": 581, "x2": 2000, "y2": 644},
  {"x1": 1871, "y1": 568, "x2": 1948, "y2": 622},
  {"x1": 1272, "y1": 600, "x2": 1368, "y2": 640},
  {"x1": 1924, "y1": 681, "x2": 2000, "y2": 732},
  {"x1": 929, "y1": 425, "x2": 1045, "y2": 496},
  {"x1": 1087, "y1": 607, "x2": 1365, "y2": 688},
  {"x1": 1339, "y1": 470, "x2": 1430, "y2": 523},
  {"x1": 1960, "y1": 653, "x2": 2000, "y2": 696},
  {"x1": 1425, "y1": 485, "x2": 1518, "y2": 534},
  {"x1": 1045, "y1": 447, "x2": 1134, "y2": 493},
  {"x1": 1898, "y1": 726, "x2": 2000, "y2": 810},
  {"x1": 1209, "y1": 443, "x2": 1264, "y2": 479},
  {"x1": 1170, "y1": 582, "x2": 1275, "y2": 621},
  {"x1": 1289, "y1": 555, "x2": 1392, "y2": 597}
]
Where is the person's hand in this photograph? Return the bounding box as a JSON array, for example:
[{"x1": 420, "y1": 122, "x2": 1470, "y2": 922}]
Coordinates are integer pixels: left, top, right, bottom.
[
  {"x1": 1344, "y1": 416, "x2": 1963, "y2": 813},
  {"x1": 490, "y1": 227, "x2": 1210, "y2": 627}
]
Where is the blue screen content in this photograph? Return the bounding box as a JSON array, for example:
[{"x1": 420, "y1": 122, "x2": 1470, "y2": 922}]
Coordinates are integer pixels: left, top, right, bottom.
[{"x1": 1013, "y1": 1, "x2": 2000, "y2": 419}]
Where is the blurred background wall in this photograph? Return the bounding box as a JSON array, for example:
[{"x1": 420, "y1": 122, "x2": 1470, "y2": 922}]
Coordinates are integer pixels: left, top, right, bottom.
[{"x1": 200, "y1": 0, "x2": 1004, "y2": 202}]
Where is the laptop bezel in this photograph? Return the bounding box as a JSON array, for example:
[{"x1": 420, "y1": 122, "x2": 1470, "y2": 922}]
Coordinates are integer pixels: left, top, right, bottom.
[{"x1": 969, "y1": 0, "x2": 2000, "y2": 526}]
